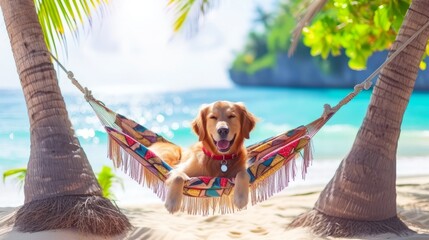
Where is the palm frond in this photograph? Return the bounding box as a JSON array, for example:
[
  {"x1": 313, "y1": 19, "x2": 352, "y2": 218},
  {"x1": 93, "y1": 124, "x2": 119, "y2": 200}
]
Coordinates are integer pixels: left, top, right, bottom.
[
  {"x1": 2, "y1": 168, "x2": 27, "y2": 190},
  {"x1": 167, "y1": 0, "x2": 218, "y2": 36},
  {"x1": 288, "y1": 0, "x2": 328, "y2": 57},
  {"x1": 34, "y1": 0, "x2": 110, "y2": 55},
  {"x1": 96, "y1": 166, "x2": 123, "y2": 200}
]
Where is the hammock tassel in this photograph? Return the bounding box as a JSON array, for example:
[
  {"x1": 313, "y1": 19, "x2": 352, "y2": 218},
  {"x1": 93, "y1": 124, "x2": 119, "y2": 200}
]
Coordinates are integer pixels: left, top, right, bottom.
[
  {"x1": 108, "y1": 135, "x2": 121, "y2": 169},
  {"x1": 302, "y1": 139, "x2": 313, "y2": 179},
  {"x1": 249, "y1": 154, "x2": 299, "y2": 205},
  {"x1": 181, "y1": 194, "x2": 236, "y2": 215},
  {"x1": 108, "y1": 135, "x2": 167, "y2": 200}
]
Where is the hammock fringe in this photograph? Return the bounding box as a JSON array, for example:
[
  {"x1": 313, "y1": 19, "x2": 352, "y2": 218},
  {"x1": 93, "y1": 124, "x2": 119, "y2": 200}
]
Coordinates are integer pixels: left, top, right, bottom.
[
  {"x1": 108, "y1": 136, "x2": 167, "y2": 200},
  {"x1": 181, "y1": 194, "x2": 236, "y2": 215},
  {"x1": 302, "y1": 139, "x2": 313, "y2": 179},
  {"x1": 250, "y1": 154, "x2": 302, "y2": 205}
]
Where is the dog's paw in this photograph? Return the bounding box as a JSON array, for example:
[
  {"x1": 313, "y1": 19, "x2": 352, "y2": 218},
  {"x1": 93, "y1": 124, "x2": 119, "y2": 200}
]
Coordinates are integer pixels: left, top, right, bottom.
[
  {"x1": 233, "y1": 188, "x2": 249, "y2": 209},
  {"x1": 165, "y1": 196, "x2": 182, "y2": 214},
  {"x1": 165, "y1": 174, "x2": 185, "y2": 214}
]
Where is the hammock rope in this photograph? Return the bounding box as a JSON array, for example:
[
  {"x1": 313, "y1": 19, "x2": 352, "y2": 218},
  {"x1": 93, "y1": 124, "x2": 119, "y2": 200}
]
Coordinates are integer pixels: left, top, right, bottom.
[{"x1": 48, "y1": 20, "x2": 429, "y2": 215}]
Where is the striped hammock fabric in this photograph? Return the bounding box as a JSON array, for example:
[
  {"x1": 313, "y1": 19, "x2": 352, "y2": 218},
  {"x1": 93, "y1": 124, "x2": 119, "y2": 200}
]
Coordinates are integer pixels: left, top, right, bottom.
[{"x1": 88, "y1": 98, "x2": 333, "y2": 215}]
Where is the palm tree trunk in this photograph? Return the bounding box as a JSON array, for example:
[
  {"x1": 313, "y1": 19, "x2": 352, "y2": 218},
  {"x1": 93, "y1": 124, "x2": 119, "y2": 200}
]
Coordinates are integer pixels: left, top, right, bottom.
[
  {"x1": 290, "y1": 0, "x2": 429, "y2": 237},
  {"x1": 0, "y1": 0, "x2": 131, "y2": 235}
]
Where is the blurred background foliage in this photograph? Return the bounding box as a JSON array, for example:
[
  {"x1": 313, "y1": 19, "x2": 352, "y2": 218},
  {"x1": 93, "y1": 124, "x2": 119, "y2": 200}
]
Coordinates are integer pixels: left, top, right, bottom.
[
  {"x1": 232, "y1": 0, "x2": 429, "y2": 74},
  {"x1": 3, "y1": 165, "x2": 123, "y2": 200}
]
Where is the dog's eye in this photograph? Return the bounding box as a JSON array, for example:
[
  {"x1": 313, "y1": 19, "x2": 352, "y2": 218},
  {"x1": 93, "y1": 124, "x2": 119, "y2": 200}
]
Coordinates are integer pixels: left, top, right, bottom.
[
  {"x1": 209, "y1": 116, "x2": 217, "y2": 120},
  {"x1": 228, "y1": 115, "x2": 236, "y2": 119}
]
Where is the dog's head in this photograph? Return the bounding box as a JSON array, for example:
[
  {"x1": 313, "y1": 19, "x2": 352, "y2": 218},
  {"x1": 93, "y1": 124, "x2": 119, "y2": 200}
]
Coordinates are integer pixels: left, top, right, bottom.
[{"x1": 192, "y1": 101, "x2": 256, "y2": 154}]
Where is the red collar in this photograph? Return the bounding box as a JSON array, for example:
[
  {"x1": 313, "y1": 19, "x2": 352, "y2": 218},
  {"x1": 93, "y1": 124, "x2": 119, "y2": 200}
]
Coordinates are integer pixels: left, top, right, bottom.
[{"x1": 202, "y1": 147, "x2": 238, "y2": 161}]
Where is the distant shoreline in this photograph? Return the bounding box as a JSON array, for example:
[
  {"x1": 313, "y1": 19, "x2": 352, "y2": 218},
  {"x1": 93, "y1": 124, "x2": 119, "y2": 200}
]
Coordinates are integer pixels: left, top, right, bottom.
[{"x1": 230, "y1": 51, "x2": 429, "y2": 91}]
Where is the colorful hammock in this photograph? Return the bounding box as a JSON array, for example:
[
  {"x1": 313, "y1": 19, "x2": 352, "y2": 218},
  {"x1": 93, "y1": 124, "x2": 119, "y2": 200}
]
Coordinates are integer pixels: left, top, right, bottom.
[
  {"x1": 52, "y1": 65, "x2": 374, "y2": 215},
  {"x1": 86, "y1": 97, "x2": 334, "y2": 215},
  {"x1": 57, "y1": 66, "x2": 368, "y2": 215}
]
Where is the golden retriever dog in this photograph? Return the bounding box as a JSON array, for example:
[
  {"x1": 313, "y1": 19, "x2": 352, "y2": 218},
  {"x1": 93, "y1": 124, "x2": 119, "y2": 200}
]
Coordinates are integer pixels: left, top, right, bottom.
[{"x1": 150, "y1": 101, "x2": 256, "y2": 213}]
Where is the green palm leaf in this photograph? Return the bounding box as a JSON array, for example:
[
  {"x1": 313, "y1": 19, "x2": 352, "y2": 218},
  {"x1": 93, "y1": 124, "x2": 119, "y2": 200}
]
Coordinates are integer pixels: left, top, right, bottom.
[
  {"x1": 2, "y1": 166, "x2": 122, "y2": 200},
  {"x1": 2, "y1": 168, "x2": 27, "y2": 190},
  {"x1": 35, "y1": 0, "x2": 215, "y2": 53},
  {"x1": 168, "y1": 0, "x2": 217, "y2": 35},
  {"x1": 34, "y1": 0, "x2": 109, "y2": 54},
  {"x1": 96, "y1": 166, "x2": 124, "y2": 200}
]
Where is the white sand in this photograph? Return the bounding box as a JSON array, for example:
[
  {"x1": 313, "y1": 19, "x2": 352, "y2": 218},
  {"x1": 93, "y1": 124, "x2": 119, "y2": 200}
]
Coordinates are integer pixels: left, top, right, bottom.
[{"x1": 1, "y1": 175, "x2": 428, "y2": 240}]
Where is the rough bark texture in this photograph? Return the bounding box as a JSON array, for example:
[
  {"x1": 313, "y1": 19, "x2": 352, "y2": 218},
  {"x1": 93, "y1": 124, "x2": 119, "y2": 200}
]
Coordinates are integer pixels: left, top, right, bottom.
[
  {"x1": 290, "y1": 0, "x2": 429, "y2": 237},
  {"x1": 0, "y1": 0, "x2": 131, "y2": 235}
]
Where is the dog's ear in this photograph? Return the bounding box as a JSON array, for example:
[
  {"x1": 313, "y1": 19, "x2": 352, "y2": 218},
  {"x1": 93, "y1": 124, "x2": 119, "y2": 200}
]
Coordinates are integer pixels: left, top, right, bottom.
[
  {"x1": 236, "y1": 102, "x2": 257, "y2": 139},
  {"x1": 191, "y1": 105, "x2": 209, "y2": 141}
]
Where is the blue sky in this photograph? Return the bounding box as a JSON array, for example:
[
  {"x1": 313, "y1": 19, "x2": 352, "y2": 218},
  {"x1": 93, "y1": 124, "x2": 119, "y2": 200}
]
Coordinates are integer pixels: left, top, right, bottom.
[{"x1": 0, "y1": 0, "x2": 273, "y2": 93}]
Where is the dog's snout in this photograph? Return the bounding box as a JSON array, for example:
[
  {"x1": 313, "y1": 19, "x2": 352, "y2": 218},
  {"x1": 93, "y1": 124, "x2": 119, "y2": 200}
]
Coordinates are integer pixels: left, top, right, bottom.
[{"x1": 217, "y1": 127, "x2": 229, "y2": 138}]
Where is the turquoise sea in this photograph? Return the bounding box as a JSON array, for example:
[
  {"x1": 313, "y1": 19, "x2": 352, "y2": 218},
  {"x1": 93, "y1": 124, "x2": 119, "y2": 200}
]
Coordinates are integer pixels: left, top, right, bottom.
[{"x1": 1, "y1": 87, "x2": 428, "y2": 207}]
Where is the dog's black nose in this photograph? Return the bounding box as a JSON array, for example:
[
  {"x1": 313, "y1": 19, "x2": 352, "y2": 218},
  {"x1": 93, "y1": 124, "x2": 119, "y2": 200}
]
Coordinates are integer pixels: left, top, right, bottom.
[{"x1": 217, "y1": 127, "x2": 229, "y2": 138}]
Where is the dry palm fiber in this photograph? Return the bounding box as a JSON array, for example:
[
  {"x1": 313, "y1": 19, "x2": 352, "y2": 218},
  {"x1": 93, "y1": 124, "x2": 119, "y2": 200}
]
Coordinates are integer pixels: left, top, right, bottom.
[{"x1": 14, "y1": 195, "x2": 132, "y2": 236}]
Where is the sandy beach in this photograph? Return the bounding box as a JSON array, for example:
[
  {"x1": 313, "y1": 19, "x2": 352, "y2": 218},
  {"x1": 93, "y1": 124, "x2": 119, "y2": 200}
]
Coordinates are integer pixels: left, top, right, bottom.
[{"x1": 0, "y1": 175, "x2": 428, "y2": 240}]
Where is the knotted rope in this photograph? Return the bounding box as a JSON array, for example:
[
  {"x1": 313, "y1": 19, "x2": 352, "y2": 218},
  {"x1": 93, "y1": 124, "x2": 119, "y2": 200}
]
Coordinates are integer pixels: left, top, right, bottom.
[{"x1": 48, "y1": 53, "x2": 95, "y2": 102}]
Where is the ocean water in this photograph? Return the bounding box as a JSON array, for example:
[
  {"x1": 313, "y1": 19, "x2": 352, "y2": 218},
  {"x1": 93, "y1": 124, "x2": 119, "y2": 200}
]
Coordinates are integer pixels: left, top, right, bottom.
[{"x1": 1, "y1": 87, "x2": 429, "y2": 207}]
